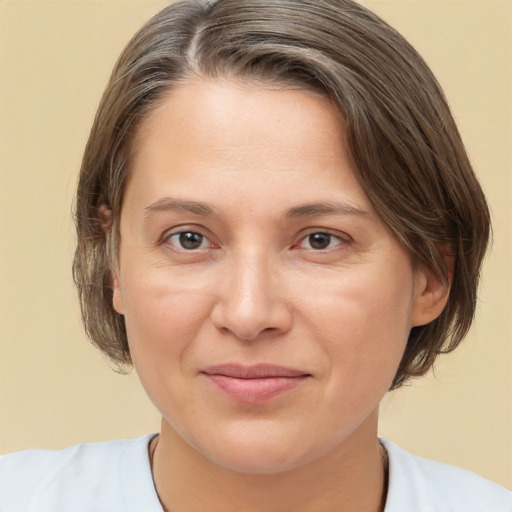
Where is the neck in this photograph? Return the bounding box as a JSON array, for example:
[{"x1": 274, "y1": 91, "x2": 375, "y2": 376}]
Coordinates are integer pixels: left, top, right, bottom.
[{"x1": 151, "y1": 411, "x2": 387, "y2": 512}]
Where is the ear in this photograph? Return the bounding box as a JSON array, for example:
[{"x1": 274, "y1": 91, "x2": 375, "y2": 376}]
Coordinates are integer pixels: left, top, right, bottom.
[
  {"x1": 410, "y1": 262, "x2": 452, "y2": 327},
  {"x1": 111, "y1": 272, "x2": 124, "y2": 315},
  {"x1": 98, "y1": 205, "x2": 124, "y2": 315}
]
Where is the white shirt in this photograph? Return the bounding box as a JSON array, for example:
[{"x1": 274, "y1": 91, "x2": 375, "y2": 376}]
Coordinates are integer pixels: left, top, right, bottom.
[{"x1": 0, "y1": 435, "x2": 510, "y2": 511}]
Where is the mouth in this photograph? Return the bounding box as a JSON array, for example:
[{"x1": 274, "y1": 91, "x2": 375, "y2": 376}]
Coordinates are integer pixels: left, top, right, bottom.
[{"x1": 200, "y1": 364, "x2": 311, "y2": 404}]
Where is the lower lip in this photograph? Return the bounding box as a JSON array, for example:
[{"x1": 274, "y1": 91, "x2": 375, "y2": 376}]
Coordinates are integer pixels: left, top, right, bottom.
[{"x1": 203, "y1": 374, "x2": 309, "y2": 403}]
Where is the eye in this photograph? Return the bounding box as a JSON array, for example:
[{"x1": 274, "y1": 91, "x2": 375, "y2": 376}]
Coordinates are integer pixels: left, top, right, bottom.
[
  {"x1": 297, "y1": 232, "x2": 346, "y2": 251},
  {"x1": 167, "y1": 231, "x2": 211, "y2": 251}
]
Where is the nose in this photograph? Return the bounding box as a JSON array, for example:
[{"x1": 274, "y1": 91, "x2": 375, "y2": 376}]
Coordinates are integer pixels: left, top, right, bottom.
[{"x1": 210, "y1": 252, "x2": 293, "y2": 341}]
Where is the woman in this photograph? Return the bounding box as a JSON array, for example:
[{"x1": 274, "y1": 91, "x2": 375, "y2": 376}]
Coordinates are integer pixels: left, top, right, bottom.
[{"x1": 1, "y1": 0, "x2": 510, "y2": 510}]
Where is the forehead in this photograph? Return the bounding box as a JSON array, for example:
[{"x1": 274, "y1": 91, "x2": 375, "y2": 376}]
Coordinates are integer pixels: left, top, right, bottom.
[
  {"x1": 134, "y1": 78, "x2": 341, "y2": 156},
  {"x1": 125, "y1": 77, "x2": 372, "y2": 217}
]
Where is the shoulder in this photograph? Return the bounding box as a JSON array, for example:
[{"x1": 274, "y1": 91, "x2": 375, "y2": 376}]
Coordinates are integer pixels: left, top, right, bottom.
[
  {"x1": 0, "y1": 434, "x2": 161, "y2": 512},
  {"x1": 382, "y1": 439, "x2": 512, "y2": 512}
]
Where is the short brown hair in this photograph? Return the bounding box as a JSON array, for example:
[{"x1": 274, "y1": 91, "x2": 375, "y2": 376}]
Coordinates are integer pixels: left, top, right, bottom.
[{"x1": 73, "y1": 0, "x2": 490, "y2": 389}]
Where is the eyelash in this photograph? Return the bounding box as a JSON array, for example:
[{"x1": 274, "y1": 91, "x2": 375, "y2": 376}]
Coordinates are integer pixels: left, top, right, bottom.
[
  {"x1": 295, "y1": 231, "x2": 349, "y2": 252},
  {"x1": 162, "y1": 228, "x2": 349, "y2": 253},
  {"x1": 163, "y1": 229, "x2": 216, "y2": 252}
]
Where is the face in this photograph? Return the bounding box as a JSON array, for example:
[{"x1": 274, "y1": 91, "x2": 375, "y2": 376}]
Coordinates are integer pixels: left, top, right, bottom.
[{"x1": 113, "y1": 78, "x2": 436, "y2": 474}]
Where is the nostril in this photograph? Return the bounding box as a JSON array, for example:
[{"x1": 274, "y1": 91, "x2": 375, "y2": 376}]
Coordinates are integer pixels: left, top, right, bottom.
[{"x1": 210, "y1": 290, "x2": 293, "y2": 340}]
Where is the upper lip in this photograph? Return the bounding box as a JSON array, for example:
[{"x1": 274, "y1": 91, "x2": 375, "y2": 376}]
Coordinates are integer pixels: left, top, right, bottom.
[{"x1": 200, "y1": 364, "x2": 310, "y2": 379}]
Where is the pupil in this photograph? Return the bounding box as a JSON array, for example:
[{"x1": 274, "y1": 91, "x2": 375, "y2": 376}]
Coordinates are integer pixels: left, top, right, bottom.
[
  {"x1": 179, "y1": 232, "x2": 203, "y2": 250},
  {"x1": 309, "y1": 233, "x2": 331, "y2": 249}
]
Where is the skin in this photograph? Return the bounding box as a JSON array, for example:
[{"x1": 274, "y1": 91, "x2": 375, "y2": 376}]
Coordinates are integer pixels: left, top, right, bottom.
[{"x1": 111, "y1": 78, "x2": 449, "y2": 512}]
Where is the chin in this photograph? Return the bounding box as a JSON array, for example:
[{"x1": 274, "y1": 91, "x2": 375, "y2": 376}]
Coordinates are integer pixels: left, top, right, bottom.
[
  {"x1": 209, "y1": 446, "x2": 308, "y2": 475},
  {"x1": 189, "y1": 423, "x2": 332, "y2": 476}
]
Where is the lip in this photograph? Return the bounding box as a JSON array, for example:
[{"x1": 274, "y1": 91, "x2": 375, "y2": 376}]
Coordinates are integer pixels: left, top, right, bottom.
[{"x1": 200, "y1": 364, "x2": 311, "y2": 404}]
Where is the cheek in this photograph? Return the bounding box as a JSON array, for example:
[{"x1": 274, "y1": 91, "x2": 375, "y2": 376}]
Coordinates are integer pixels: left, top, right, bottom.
[
  {"x1": 119, "y1": 268, "x2": 215, "y2": 379},
  {"x1": 301, "y1": 259, "x2": 414, "y2": 336},
  {"x1": 121, "y1": 279, "x2": 219, "y2": 429},
  {"x1": 300, "y1": 263, "x2": 414, "y2": 388}
]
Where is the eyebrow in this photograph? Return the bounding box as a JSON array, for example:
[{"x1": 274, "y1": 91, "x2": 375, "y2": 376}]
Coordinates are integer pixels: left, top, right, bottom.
[
  {"x1": 285, "y1": 201, "x2": 369, "y2": 218},
  {"x1": 144, "y1": 198, "x2": 216, "y2": 217},
  {"x1": 144, "y1": 198, "x2": 368, "y2": 219}
]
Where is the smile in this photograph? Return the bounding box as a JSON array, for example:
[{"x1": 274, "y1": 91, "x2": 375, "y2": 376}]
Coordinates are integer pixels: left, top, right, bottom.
[{"x1": 200, "y1": 364, "x2": 311, "y2": 404}]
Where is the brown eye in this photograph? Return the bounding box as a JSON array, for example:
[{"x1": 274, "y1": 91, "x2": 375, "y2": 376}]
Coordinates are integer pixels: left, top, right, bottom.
[
  {"x1": 308, "y1": 233, "x2": 332, "y2": 250},
  {"x1": 168, "y1": 231, "x2": 208, "y2": 250},
  {"x1": 297, "y1": 232, "x2": 346, "y2": 251}
]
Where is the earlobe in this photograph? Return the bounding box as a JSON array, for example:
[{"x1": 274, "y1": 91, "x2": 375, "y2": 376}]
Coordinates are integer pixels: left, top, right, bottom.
[
  {"x1": 112, "y1": 271, "x2": 124, "y2": 315},
  {"x1": 99, "y1": 204, "x2": 124, "y2": 315},
  {"x1": 411, "y1": 267, "x2": 451, "y2": 327}
]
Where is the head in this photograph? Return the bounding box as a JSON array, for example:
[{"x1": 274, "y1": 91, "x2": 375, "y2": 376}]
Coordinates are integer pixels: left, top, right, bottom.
[{"x1": 73, "y1": 0, "x2": 490, "y2": 390}]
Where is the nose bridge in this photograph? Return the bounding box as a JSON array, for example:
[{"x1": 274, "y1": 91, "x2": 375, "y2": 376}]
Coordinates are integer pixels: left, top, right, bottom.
[
  {"x1": 211, "y1": 247, "x2": 291, "y2": 340},
  {"x1": 233, "y1": 249, "x2": 271, "y2": 310}
]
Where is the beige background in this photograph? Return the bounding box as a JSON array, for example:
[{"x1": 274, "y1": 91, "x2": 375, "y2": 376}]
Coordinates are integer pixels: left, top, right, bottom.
[{"x1": 0, "y1": 0, "x2": 510, "y2": 489}]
